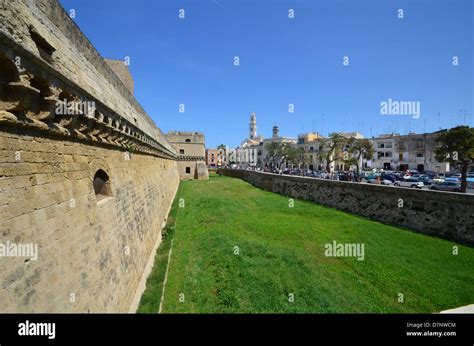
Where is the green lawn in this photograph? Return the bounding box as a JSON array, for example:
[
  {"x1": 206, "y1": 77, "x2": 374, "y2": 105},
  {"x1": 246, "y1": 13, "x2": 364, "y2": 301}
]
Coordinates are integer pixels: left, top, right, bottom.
[{"x1": 138, "y1": 174, "x2": 474, "y2": 313}]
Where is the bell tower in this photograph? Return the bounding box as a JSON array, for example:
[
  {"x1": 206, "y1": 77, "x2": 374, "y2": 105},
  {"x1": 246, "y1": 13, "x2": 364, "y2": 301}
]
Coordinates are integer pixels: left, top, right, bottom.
[
  {"x1": 249, "y1": 112, "x2": 257, "y2": 140},
  {"x1": 272, "y1": 124, "x2": 279, "y2": 138}
]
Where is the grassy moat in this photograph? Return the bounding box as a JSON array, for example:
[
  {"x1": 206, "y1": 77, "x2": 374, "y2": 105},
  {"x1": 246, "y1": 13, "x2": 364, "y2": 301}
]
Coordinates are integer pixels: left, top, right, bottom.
[{"x1": 138, "y1": 174, "x2": 474, "y2": 313}]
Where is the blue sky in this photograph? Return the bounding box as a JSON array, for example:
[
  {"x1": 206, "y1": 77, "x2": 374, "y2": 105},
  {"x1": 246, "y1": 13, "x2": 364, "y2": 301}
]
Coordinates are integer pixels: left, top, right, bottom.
[{"x1": 60, "y1": 0, "x2": 473, "y2": 148}]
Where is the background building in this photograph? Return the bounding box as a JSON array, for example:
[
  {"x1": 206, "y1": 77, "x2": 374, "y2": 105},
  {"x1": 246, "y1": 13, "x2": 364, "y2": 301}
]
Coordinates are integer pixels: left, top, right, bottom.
[
  {"x1": 240, "y1": 112, "x2": 264, "y2": 148},
  {"x1": 206, "y1": 148, "x2": 226, "y2": 167},
  {"x1": 230, "y1": 112, "x2": 265, "y2": 167},
  {"x1": 367, "y1": 131, "x2": 450, "y2": 173},
  {"x1": 296, "y1": 132, "x2": 325, "y2": 171},
  {"x1": 296, "y1": 132, "x2": 363, "y2": 172},
  {"x1": 260, "y1": 125, "x2": 297, "y2": 168},
  {"x1": 230, "y1": 113, "x2": 452, "y2": 173},
  {"x1": 166, "y1": 131, "x2": 209, "y2": 180}
]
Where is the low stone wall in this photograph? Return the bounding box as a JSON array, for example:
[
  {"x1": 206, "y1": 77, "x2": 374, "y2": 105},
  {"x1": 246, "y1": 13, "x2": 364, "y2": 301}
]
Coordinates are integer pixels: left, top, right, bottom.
[{"x1": 220, "y1": 169, "x2": 474, "y2": 246}]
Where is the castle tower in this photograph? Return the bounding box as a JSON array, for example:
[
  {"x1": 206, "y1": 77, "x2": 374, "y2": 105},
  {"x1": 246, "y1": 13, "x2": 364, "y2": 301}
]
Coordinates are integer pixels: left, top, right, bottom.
[
  {"x1": 272, "y1": 125, "x2": 279, "y2": 138},
  {"x1": 249, "y1": 112, "x2": 257, "y2": 140}
]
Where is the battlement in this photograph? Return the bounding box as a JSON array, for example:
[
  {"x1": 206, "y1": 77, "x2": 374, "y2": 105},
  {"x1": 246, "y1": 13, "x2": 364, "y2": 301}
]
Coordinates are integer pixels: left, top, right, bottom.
[{"x1": 166, "y1": 131, "x2": 206, "y2": 144}]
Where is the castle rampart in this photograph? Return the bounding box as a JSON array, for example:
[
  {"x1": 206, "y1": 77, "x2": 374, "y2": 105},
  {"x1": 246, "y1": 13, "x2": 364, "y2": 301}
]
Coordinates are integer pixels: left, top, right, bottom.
[{"x1": 0, "y1": 0, "x2": 179, "y2": 312}]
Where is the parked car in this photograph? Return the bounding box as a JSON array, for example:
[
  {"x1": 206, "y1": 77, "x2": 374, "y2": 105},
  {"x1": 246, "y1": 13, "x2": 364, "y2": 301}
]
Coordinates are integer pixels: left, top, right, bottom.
[
  {"x1": 446, "y1": 172, "x2": 474, "y2": 179},
  {"x1": 393, "y1": 178, "x2": 424, "y2": 189},
  {"x1": 362, "y1": 173, "x2": 379, "y2": 181},
  {"x1": 399, "y1": 173, "x2": 412, "y2": 179},
  {"x1": 380, "y1": 173, "x2": 396, "y2": 182},
  {"x1": 426, "y1": 173, "x2": 437, "y2": 179},
  {"x1": 430, "y1": 181, "x2": 462, "y2": 192},
  {"x1": 421, "y1": 170, "x2": 437, "y2": 178},
  {"x1": 416, "y1": 176, "x2": 432, "y2": 185},
  {"x1": 431, "y1": 175, "x2": 445, "y2": 184},
  {"x1": 444, "y1": 173, "x2": 461, "y2": 182},
  {"x1": 366, "y1": 178, "x2": 393, "y2": 185},
  {"x1": 313, "y1": 171, "x2": 328, "y2": 179},
  {"x1": 400, "y1": 170, "x2": 419, "y2": 178}
]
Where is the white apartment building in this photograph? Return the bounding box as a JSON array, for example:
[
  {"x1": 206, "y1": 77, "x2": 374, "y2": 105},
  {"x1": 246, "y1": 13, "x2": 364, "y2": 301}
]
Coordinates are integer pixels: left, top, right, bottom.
[{"x1": 367, "y1": 131, "x2": 450, "y2": 173}]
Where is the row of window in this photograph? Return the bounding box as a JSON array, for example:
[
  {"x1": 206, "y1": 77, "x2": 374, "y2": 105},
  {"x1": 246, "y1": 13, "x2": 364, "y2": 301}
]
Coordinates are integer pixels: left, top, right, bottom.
[
  {"x1": 378, "y1": 151, "x2": 393, "y2": 158},
  {"x1": 377, "y1": 151, "x2": 425, "y2": 159},
  {"x1": 378, "y1": 142, "x2": 426, "y2": 150},
  {"x1": 376, "y1": 153, "x2": 426, "y2": 161},
  {"x1": 377, "y1": 143, "x2": 393, "y2": 149}
]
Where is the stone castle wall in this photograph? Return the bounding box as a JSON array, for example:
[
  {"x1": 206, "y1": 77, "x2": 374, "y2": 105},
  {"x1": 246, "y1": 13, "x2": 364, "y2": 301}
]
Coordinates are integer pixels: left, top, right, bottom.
[
  {"x1": 166, "y1": 131, "x2": 205, "y2": 145},
  {"x1": 0, "y1": 130, "x2": 179, "y2": 312},
  {"x1": 221, "y1": 169, "x2": 474, "y2": 246},
  {"x1": 0, "y1": 0, "x2": 174, "y2": 149},
  {"x1": 0, "y1": 0, "x2": 180, "y2": 311},
  {"x1": 171, "y1": 142, "x2": 206, "y2": 158},
  {"x1": 104, "y1": 59, "x2": 134, "y2": 96},
  {"x1": 166, "y1": 132, "x2": 208, "y2": 180}
]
